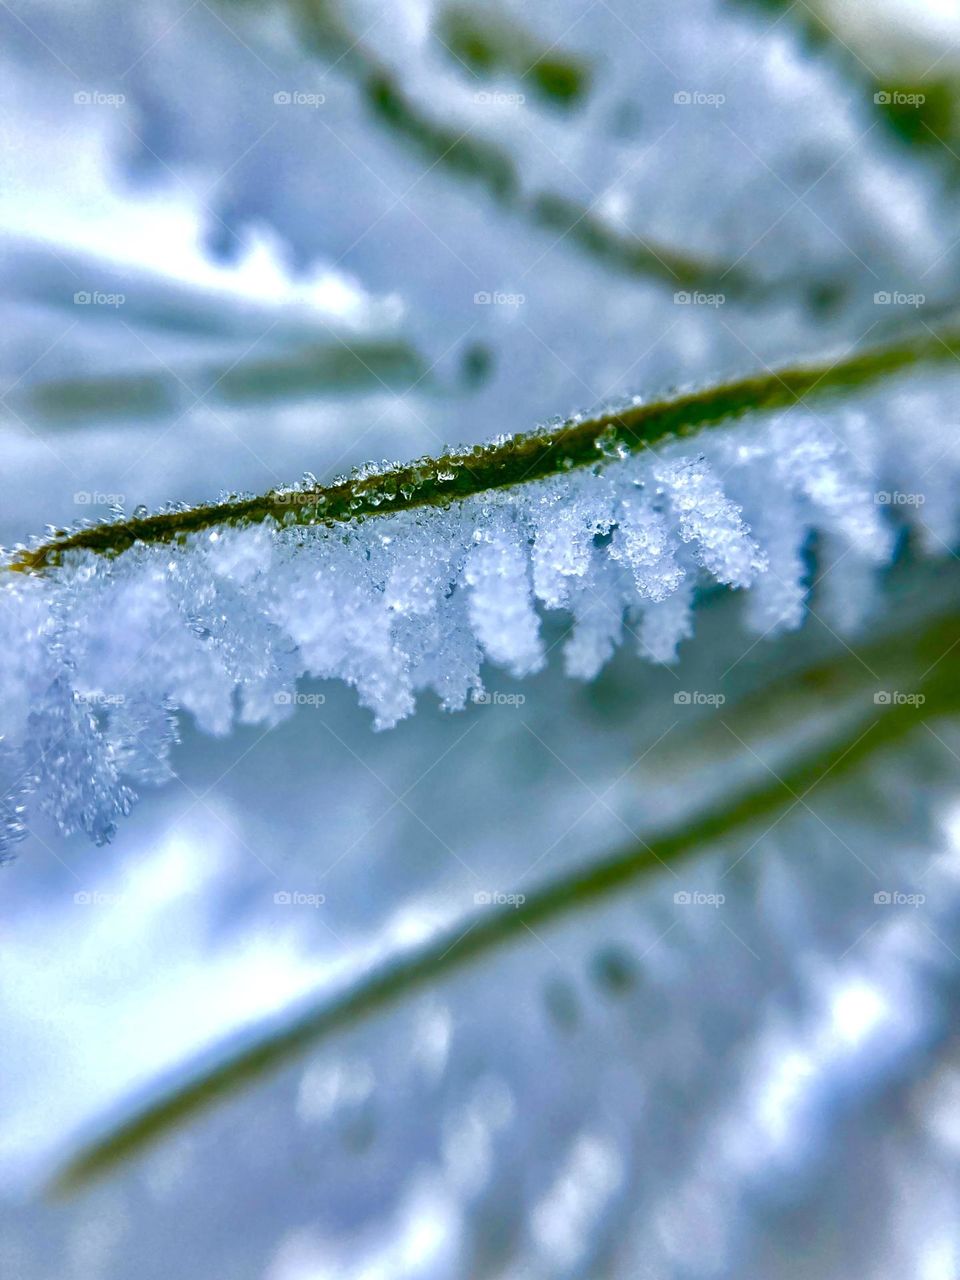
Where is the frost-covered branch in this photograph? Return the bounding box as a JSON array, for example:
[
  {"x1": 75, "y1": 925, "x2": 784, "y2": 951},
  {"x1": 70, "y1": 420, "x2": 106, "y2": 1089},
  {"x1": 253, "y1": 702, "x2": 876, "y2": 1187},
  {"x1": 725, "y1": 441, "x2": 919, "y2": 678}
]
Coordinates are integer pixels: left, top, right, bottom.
[
  {"x1": 283, "y1": 0, "x2": 757, "y2": 292},
  {"x1": 12, "y1": 320, "x2": 960, "y2": 573},
  {"x1": 49, "y1": 600, "x2": 959, "y2": 1194},
  {"x1": 2, "y1": 319, "x2": 959, "y2": 850},
  {"x1": 733, "y1": 0, "x2": 960, "y2": 167}
]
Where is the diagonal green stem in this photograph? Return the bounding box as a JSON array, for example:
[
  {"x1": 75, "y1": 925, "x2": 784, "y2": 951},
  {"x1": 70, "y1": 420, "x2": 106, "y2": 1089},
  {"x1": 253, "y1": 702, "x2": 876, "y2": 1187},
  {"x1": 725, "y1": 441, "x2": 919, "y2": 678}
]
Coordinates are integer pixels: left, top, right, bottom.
[
  {"x1": 732, "y1": 0, "x2": 960, "y2": 164},
  {"x1": 279, "y1": 0, "x2": 758, "y2": 293},
  {"x1": 47, "y1": 604, "x2": 960, "y2": 1195},
  {"x1": 11, "y1": 319, "x2": 960, "y2": 573}
]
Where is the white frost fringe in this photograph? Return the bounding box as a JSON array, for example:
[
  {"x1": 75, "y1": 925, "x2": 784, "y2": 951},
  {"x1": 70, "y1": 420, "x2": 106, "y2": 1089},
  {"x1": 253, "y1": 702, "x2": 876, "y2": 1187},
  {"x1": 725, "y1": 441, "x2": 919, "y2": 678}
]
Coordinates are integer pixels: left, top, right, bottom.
[{"x1": 1, "y1": 373, "x2": 958, "y2": 847}]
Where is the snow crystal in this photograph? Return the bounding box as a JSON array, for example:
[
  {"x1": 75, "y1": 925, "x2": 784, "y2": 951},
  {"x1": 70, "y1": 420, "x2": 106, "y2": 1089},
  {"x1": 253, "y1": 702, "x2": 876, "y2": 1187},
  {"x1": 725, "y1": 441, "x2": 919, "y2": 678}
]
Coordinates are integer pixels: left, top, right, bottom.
[{"x1": 1, "y1": 366, "x2": 958, "y2": 849}]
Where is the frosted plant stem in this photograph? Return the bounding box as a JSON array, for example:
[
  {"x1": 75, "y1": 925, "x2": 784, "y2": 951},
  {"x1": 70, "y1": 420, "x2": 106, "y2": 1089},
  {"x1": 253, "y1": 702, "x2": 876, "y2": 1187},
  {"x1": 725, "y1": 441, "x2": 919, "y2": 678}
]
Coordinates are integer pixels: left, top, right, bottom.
[
  {"x1": 287, "y1": 0, "x2": 757, "y2": 293},
  {"x1": 47, "y1": 602, "x2": 960, "y2": 1196},
  {"x1": 11, "y1": 317, "x2": 960, "y2": 573}
]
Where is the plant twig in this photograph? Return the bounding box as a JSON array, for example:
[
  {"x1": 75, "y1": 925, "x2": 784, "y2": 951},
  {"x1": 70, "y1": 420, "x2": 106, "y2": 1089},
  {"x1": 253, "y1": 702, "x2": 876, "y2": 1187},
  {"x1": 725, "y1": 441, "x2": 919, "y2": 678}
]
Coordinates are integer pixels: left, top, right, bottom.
[
  {"x1": 47, "y1": 602, "x2": 960, "y2": 1195},
  {"x1": 285, "y1": 0, "x2": 756, "y2": 293},
  {"x1": 11, "y1": 320, "x2": 960, "y2": 573}
]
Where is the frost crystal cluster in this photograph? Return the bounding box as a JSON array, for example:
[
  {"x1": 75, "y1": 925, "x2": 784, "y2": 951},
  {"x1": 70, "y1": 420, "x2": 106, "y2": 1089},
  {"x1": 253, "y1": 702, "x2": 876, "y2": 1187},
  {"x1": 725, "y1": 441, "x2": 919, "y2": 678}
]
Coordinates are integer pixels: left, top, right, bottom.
[
  {"x1": 5, "y1": 0, "x2": 960, "y2": 1272},
  {"x1": 3, "y1": 362, "x2": 958, "y2": 849}
]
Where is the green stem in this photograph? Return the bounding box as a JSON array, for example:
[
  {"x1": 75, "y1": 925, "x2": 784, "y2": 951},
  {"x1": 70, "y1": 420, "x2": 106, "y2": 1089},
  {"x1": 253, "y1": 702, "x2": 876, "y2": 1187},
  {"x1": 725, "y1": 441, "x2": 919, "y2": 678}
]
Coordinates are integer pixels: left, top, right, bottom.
[
  {"x1": 731, "y1": 0, "x2": 960, "y2": 165},
  {"x1": 287, "y1": 0, "x2": 755, "y2": 292},
  {"x1": 11, "y1": 320, "x2": 960, "y2": 573},
  {"x1": 47, "y1": 603, "x2": 960, "y2": 1195}
]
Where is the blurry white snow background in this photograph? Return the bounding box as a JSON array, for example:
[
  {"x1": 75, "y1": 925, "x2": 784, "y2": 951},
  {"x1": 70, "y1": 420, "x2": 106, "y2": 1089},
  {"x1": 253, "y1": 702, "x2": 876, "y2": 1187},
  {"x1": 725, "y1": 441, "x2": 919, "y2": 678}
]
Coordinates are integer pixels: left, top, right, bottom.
[{"x1": 2, "y1": 1, "x2": 960, "y2": 1277}]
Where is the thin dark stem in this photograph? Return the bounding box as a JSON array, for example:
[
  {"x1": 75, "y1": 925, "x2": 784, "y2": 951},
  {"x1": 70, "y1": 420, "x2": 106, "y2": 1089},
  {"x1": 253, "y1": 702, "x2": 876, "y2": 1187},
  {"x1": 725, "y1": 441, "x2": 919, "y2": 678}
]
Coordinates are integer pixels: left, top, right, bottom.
[
  {"x1": 731, "y1": 0, "x2": 960, "y2": 168},
  {"x1": 11, "y1": 321, "x2": 960, "y2": 573},
  {"x1": 47, "y1": 601, "x2": 960, "y2": 1195},
  {"x1": 290, "y1": 0, "x2": 759, "y2": 293}
]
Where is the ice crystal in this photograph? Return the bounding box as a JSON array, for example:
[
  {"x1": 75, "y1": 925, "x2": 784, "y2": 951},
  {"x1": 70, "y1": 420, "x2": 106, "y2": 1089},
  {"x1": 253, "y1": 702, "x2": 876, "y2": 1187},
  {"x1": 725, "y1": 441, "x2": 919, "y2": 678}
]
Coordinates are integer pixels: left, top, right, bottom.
[
  {"x1": 3, "y1": 363, "x2": 958, "y2": 849},
  {"x1": 4, "y1": 0, "x2": 960, "y2": 1273}
]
